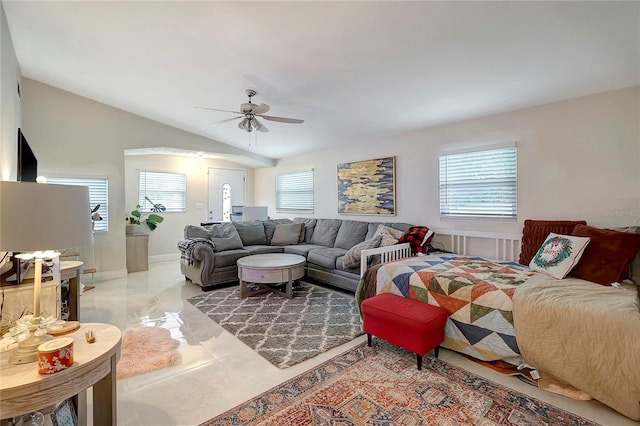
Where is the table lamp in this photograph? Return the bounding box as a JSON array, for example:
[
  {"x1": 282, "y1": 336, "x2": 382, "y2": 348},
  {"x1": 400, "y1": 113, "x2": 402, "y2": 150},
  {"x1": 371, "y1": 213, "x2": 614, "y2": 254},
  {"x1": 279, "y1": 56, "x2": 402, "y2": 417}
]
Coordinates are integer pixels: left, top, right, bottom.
[{"x1": 0, "y1": 181, "x2": 92, "y2": 364}]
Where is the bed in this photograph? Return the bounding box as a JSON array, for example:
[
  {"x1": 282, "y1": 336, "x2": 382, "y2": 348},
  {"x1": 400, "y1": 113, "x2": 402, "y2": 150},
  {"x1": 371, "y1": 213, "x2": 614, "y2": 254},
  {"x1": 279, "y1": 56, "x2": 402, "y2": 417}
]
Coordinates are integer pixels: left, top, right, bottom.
[{"x1": 355, "y1": 226, "x2": 640, "y2": 420}]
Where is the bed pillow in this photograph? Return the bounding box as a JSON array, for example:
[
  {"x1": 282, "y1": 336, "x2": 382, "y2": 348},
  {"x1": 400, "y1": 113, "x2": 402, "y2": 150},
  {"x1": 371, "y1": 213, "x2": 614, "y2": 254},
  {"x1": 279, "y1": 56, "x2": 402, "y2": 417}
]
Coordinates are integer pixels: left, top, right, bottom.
[
  {"x1": 343, "y1": 236, "x2": 382, "y2": 269},
  {"x1": 271, "y1": 223, "x2": 304, "y2": 246},
  {"x1": 529, "y1": 233, "x2": 590, "y2": 279},
  {"x1": 569, "y1": 225, "x2": 640, "y2": 285},
  {"x1": 398, "y1": 226, "x2": 435, "y2": 254},
  {"x1": 374, "y1": 224, "x2": 404, "y2": 247},
  {"x1": 519, "y1": 219, "x2": 587, "y2": 266},
  {"x1": 209, "y1": 222, "x2": 244, "y2": 252}
]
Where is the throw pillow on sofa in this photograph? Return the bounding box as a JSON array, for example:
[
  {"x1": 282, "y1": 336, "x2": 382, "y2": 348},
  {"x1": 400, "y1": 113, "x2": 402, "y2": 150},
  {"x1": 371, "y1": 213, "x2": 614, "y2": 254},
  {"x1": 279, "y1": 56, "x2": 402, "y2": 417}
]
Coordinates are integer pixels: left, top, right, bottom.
[
  {"x1": 271, "y1": 223, "x2": 304, "y2": 246},
  {"x1": 529, "y1": 233, "x2": 590, "y2": 279},
  {"x1": 233, "y1": 221, "x2": 267, "y2": 246},
  {"x1": 343, "y1": 236, "x2": 381, "y2": 269},
  {"x1": 398, "y1": 226, "x2": 435, "y2": 254},
  {"x1": 184, "y1": 225, "x2": 212, "y2": 239},
  {"x1": 374, "y1": 224, "x2": 404, "y2": 247},
  {"x1": 209, "y1": 222, "x2": 244, "y2": 252}
]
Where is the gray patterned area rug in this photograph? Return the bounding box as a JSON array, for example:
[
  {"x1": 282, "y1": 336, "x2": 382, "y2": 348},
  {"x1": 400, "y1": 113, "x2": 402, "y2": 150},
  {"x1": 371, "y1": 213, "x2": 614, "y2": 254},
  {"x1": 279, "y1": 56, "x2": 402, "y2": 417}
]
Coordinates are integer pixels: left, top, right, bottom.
[{"x1": 187, "y1": 284, "x2": 363, "y2": 368}]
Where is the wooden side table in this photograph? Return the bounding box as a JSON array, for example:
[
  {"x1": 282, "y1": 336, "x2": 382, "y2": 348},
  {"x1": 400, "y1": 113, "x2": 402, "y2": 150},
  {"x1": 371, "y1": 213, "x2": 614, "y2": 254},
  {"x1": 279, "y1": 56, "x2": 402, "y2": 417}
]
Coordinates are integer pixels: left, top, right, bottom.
[
  {"x1": 60, "y1": 260, "x2": 83, "y2": 321},
  {"x1": 0, "y1": 323, "x2": 121, "y2": 426}
]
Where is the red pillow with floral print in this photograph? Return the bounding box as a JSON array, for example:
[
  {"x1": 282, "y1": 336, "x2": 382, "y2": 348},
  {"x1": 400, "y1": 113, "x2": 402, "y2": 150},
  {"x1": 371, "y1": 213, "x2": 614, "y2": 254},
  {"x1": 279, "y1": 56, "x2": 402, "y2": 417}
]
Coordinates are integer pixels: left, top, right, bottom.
[{"x1": 398, "y1": 226, "x2": 434, "y2": 254}]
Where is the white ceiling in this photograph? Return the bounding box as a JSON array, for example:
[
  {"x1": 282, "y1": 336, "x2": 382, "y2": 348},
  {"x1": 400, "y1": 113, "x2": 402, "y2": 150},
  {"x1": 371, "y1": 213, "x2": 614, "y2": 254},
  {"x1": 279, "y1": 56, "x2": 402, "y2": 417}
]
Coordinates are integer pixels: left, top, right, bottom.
[{"x1": 4, "y1": 1, "x2": 639, "y2": 161}]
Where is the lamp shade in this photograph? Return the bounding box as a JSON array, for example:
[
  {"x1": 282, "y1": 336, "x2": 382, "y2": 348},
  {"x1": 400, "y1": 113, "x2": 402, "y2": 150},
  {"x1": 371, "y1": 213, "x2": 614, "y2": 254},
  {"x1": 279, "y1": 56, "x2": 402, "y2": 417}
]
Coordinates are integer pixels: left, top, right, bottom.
[{"x1": 0, "y1": 181, "x2": 93, "y2": 252}]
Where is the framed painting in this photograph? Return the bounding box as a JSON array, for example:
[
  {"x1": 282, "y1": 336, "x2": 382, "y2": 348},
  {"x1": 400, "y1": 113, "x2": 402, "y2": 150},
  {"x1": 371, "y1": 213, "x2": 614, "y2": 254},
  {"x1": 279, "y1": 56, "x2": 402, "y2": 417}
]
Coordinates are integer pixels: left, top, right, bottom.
[{"x1": 337, "y1": 156, "x2": 396, "y2": 215}]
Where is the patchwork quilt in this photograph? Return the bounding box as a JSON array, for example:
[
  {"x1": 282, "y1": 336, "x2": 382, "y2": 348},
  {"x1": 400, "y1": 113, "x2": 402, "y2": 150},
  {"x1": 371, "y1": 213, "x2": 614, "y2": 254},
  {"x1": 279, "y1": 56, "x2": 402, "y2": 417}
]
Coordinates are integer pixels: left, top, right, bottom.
[{"x1": 370, "y1": 254, "x2": 535, "y2": 363}]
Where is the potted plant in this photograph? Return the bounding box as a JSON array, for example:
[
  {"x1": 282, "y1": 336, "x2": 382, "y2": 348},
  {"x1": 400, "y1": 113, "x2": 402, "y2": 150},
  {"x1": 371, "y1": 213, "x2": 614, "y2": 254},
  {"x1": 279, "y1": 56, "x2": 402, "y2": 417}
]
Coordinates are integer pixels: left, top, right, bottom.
[{"x1": 126, "y1": 197, "x2": 166, "y2": 235}]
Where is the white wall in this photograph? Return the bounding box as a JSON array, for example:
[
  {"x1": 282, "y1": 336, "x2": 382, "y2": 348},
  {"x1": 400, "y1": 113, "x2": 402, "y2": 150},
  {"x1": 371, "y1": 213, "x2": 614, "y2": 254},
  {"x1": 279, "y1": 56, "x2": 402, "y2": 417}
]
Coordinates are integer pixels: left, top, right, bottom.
[
  {"x1": 255, "y1": 87, "x2": 640, "y2": 236},
  {"x1": 20, "y1": 79, "x2": 259, "y2": 278},
  {"x1": 124, "y1": 154, "x2": 253, "y2": 259},
  {"x1": 0, "y1": 2, "x2": 20, "y2": 180}
]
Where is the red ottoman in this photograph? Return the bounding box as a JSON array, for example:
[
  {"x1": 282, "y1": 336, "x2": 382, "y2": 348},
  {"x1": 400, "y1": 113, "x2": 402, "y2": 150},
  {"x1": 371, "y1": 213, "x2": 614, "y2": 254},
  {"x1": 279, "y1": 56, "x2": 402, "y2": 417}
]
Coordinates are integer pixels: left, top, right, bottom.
[{"x1": 361, "y1": 293, "x2": 448, "y2": 370}]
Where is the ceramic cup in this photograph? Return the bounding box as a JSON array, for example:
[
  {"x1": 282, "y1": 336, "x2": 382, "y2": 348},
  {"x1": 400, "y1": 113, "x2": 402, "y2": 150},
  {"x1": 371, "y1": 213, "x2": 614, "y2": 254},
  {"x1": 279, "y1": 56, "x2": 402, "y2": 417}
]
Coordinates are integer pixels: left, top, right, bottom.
[{"x1": 37, "y1": 337, "x2": 74, "y2": 374}]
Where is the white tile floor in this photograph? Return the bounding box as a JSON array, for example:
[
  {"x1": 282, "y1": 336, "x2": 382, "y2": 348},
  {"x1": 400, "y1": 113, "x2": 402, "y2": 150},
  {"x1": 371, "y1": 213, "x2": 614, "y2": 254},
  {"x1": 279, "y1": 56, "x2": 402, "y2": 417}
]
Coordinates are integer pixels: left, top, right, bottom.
[{"x1": 81, "y1": 261, "x2": 635, "y2": 426}]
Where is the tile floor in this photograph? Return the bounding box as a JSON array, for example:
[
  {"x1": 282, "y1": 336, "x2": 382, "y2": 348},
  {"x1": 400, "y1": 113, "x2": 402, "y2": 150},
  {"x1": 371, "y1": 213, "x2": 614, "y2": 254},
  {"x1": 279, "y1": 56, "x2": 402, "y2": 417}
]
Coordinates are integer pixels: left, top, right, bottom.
[{"x1": 80, "y1": 261, "x2": 635, "y2": 426}]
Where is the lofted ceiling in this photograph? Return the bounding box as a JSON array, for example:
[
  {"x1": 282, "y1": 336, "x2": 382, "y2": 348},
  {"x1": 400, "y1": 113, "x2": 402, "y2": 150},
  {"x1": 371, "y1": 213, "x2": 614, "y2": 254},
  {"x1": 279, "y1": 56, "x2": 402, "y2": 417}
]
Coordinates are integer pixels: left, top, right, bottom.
[{"x1": 3, "y1": 1, "x2": 639, "y2": 161}]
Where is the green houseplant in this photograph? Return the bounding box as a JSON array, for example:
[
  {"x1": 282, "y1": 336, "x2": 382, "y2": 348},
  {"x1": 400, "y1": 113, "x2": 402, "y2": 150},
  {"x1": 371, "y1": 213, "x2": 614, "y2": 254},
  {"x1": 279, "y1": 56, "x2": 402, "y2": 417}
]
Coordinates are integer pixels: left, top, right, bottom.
[{"x1": 127, "y1": 197, "x2": 166, "y2": 232}]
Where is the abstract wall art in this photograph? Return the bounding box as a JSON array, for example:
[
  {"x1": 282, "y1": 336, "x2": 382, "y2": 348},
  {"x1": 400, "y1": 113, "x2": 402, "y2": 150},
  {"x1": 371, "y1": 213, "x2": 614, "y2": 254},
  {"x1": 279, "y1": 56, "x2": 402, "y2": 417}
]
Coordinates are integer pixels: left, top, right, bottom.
[{"x1": 337, "y1": 156, "x2": 396, "y2": 215}]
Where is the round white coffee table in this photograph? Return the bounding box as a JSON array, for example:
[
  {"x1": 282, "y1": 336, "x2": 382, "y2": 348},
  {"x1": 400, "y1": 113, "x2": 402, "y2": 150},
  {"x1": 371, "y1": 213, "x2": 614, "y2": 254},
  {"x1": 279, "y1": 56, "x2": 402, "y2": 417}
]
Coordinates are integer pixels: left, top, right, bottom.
[{"x1": 237, "y1": 253, "x2": 306, "y2": 299}]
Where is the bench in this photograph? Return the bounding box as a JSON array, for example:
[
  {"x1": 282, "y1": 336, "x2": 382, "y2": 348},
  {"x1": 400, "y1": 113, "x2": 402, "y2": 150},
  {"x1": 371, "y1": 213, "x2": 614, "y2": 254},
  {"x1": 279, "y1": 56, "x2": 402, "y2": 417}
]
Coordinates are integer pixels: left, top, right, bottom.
[{"x1": 361, "y1": 293, "x2": 448, "y2": 370}]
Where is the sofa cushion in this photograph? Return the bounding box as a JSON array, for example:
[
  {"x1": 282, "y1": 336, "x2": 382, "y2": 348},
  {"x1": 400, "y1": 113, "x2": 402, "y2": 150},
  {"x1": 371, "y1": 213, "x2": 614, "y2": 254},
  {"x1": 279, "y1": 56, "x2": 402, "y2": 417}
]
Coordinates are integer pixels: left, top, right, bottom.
[
  {"x1": 184, "y1": 225, "x2": 212, "y2": 239},
  {"x1": 569, "y1": 225, "x2": 640, "y2": 285},
  {"x1": 307, "y1": 247, "x2": 348, "y2": 269},
  {"x1": 263, "y1": 218, "x2": 293, "y2": 244},
  {"x1": 212, "y1": 249, "x2": 250, "y2": 267},
  {"x1": 334, "y1": 220, "x2": 369, "y2": 250},
  {"x1": 271, "y1": 223, "x2": 304, "y2": 246},
  {"x1": 310, "y1": 219, "x2": 342, "y2": 247},
  {"x1": 284, "y1": 244, "x2": 326, "y2": 257},
  {"x1": 343, "y1": 236, "x2": 381, "y2": 269},
  {"x1": 233, "y1": 221, "x2": 267, "y2": 246},
  {"x1": 519, "y1": 219, "x2": 587, "y2": 266},
  {"x1": 293, "y1": 218, "x2": 317, "y2": 243},
  {"x1": 244, "y1": 245, "x2": 284, "y2": 255},
  {"x1": 210, "y1": 222, "x2": 244, "y2": 252}
]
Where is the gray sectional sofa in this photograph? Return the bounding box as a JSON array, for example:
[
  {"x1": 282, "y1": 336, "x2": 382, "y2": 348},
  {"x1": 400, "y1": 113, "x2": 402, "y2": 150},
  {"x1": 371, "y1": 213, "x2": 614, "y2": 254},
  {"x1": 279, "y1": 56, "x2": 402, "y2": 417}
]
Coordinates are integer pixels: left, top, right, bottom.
[{"x1": 177, "y1": 218, "x2": 413, "y2": 292}]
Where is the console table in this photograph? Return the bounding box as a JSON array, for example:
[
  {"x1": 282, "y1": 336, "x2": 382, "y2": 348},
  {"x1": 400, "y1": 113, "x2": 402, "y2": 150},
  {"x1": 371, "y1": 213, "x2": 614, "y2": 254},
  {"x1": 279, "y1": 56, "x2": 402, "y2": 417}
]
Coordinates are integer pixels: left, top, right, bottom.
[
  {"x1": 60, "y1": 260, "x2": 83, "y2": 321},
  {"x1": 0, "y1": 323, "x2": 121, "y2": 426}
]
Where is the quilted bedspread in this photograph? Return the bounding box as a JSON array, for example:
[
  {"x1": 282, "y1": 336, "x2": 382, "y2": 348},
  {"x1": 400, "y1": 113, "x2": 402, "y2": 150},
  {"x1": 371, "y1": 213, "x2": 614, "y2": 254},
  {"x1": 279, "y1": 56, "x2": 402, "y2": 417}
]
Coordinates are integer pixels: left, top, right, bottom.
[{"x1": 361, "y1": 254, "x2": 536, "y2": 363}]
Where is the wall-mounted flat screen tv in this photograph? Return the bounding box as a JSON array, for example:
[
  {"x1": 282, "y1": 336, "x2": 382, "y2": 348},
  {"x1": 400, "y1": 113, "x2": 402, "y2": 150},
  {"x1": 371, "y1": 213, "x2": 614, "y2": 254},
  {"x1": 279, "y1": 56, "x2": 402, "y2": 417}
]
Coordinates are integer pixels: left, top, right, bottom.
[{"x1": 17, "y1": 128, "x2": 37, "y2": 182}]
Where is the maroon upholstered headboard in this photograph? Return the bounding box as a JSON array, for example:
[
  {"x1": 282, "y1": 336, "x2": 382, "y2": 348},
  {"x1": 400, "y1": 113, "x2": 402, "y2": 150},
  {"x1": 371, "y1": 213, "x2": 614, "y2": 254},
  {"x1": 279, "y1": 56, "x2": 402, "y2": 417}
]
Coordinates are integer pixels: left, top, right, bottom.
[{"x1": 519, "y1": 219, "x2": 587, "y2": 266}]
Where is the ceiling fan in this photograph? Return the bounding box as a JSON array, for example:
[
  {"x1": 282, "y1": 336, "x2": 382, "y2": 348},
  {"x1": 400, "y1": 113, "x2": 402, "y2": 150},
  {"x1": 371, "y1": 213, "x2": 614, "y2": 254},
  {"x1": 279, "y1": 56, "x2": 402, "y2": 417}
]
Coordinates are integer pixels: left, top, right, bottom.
[{"x1": 197, "y1": 89, "x2": 304, "y2": 133}]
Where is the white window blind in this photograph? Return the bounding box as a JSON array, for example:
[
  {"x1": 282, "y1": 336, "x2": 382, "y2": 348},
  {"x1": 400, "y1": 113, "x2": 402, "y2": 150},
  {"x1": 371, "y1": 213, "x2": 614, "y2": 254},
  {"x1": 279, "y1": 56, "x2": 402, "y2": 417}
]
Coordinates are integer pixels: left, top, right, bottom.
[
  {"x1": 47, "y1": 177, "x2": 109, "y2": 232},
  {"x1": 439, "y1": 145, "x2": 517, "y2": 220},
  {"x1": 276, "y1": 170, "x2": 314, "y2": 212},
  {"x1": 139, "y1": 171, "x2": 186, "y2": 212}
]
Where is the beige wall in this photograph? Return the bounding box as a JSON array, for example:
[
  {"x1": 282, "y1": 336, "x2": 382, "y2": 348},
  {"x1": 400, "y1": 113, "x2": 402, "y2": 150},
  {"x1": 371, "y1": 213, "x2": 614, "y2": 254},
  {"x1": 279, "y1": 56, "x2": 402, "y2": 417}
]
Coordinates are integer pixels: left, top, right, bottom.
[
  {"x1": 124, "y1": 154, "x2": 253, "y2": 259},
  {"x1": 255, "y1": 86, "x2": 640, "y2": 234},
  {"x1": 20, "y1": 79, "x2": 259, "y2": 278},
  {"x1": 0, "y1": 2, "x2": 20, "y2": 181}
]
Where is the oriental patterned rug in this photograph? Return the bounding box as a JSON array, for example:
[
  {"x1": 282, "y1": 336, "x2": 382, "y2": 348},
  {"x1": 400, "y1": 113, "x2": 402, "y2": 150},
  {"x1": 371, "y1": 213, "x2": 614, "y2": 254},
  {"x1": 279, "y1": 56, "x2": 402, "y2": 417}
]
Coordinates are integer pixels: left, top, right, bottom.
[
  {"x1": 203, "y1": 341, "x2": 599, "y2": 426},
  {"x1": 187, "y1": 284, "x2": 363, "y2": 368}
]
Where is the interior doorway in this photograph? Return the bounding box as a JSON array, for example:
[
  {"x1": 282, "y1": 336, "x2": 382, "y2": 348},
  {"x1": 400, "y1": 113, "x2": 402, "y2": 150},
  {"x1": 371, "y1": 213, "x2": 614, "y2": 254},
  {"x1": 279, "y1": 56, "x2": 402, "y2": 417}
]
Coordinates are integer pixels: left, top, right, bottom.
[{"x1": 208, "y1": 168, "x2": 245, "y2": 222}]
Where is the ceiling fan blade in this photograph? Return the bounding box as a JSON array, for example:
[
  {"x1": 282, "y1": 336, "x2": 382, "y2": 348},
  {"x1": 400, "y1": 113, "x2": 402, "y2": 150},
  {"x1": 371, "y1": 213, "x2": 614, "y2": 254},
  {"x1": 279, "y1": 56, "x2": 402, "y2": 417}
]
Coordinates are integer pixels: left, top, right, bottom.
[
  {"x1": 251, "y1": 103, "x2": 270, "y2": 115},
  {"x1": 196, "y1": 106, "x2": 242, "y2": 114},
  {"x1": 253, "y1": 118, "x2": 270, "y2": 133},
  {"x1": 259, "y1": 115, "x2": 304, "y2": 124},
  {"x1": 210, "y1": 116, "x2": 242, "y2": 126}
]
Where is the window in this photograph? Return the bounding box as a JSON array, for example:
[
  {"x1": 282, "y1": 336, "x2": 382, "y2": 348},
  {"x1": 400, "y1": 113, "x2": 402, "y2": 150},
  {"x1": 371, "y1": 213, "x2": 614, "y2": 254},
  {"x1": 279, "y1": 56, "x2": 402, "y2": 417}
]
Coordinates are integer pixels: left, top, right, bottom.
[
  {"x1": 276, "y1": 170, "x2": 314, "y2": 213},
  {"x1": 439, "y1": 145, "x2": 517, "y2": 220},
  {"x1": 47, "y1": 177, "x2": 109, "y2": 232},
  {"x1": 139, "y1": 171, "x2": 186, "y2": 212}
]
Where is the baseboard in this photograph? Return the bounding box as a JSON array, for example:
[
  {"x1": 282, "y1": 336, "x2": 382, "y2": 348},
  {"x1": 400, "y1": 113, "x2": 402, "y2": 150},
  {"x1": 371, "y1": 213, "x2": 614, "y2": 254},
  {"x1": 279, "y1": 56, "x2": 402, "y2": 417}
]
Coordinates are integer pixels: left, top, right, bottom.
[{"x1": 149, "y1": 253, "x2": 180, "y2": 263}]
